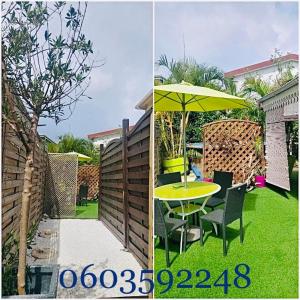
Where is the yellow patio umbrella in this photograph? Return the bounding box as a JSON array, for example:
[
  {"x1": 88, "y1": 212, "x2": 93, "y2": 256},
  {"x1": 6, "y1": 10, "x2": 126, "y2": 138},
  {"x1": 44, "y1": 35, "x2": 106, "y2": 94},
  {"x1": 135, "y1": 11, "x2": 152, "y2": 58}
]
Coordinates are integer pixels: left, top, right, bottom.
[
  {"x1": 67, "y1": 151, "x2": 92, "y2": 162},
  {"x1": 154, "y1": 81, "x2": 250, "y2": 187}
]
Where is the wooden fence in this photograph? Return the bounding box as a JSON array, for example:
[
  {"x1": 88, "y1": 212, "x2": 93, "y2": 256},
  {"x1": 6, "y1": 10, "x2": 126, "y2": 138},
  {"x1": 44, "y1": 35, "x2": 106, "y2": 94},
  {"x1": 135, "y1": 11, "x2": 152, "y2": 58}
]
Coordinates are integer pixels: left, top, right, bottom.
[
  {"x1": 2, "y1": 65, "x2": 48, "y2": 243},
  {"x1": 203, "y1": 119, "x2": 264, "y2": 183},
  {"x1": 99, "y1": 109, "x2": 152, "y2": 269},
  {"x1": 77, "y1": 165, "x2": 99, "y2": 198},
  {"x1": 2, "y1": 122, "x2": 47, "y2": 242}
]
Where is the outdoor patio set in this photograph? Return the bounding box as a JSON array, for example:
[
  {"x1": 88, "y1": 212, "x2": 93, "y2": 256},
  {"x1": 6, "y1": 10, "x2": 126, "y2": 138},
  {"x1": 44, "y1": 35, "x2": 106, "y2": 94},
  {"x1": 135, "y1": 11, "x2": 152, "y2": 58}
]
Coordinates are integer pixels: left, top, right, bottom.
[
  {"x1": 154, "y1": 82, "x2": 249, "y2": 267},
  {"x1": 155, "y1": 171, "x2": 247, "y2": 267}
]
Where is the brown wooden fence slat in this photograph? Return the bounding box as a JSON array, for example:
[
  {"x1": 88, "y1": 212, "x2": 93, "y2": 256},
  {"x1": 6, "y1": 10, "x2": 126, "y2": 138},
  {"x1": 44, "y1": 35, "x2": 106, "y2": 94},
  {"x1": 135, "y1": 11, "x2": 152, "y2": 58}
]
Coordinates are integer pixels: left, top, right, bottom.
[{"x1": 99, "y1": 110, "x2": 151, "y2": 269}]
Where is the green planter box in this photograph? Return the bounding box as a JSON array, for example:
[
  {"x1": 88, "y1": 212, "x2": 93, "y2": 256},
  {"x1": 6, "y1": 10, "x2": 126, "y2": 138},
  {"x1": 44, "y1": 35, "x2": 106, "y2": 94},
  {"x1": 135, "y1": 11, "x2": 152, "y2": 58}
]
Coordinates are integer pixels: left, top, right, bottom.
[
  {"x1": 4, "y1": 265, "x2": 59, "y2": 298},
  {"x1": 163, "y1": 157, "x2": 186, "y2": 174}
]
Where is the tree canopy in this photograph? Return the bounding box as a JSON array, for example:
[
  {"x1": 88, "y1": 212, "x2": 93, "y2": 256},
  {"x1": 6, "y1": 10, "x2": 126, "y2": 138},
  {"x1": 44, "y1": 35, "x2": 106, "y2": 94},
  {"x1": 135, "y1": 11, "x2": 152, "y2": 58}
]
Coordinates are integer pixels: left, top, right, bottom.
[
  {"x1": 155, "y1": 52, "x2": 297, "y2": 146},
  {"x1": 48, "y1": 134, "x2": 99, "y2": 165}
]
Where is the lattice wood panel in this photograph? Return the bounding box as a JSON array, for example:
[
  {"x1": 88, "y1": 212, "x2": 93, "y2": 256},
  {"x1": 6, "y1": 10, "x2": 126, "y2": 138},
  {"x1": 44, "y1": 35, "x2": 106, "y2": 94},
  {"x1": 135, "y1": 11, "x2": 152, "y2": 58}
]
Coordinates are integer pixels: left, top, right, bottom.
[
  {"x1": 203, "y1": 120, "x2": 264, "y2": 183},
  {"x1": 126, "y1": 109, "x2": 151, "y2": 268},
  {"x1": 45, "y1": 153, "x2": 77, "y2": 217},
  {"x1": 77, "y1": 165, "x2": 99, "y2": 198}
]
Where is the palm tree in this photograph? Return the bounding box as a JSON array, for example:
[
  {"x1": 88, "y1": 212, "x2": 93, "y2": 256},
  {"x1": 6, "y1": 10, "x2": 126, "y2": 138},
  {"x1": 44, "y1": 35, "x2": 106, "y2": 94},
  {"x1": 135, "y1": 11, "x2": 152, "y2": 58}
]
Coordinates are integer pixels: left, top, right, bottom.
[
  {"x1": 157, "y1": 54, "x2": 224, "y2": 88},
  {"x1": 241, "y1": 77, "x2": 272, "y2": 99},
  {"x1": 224, "y1": 77, "x2": 239, "y2": 96},
  {"x1": 48, "y1": 134, "x2": 99, "y2": 165},
  {"x1": 156, "y1": 54, "x2": 226, "y2": 149}
]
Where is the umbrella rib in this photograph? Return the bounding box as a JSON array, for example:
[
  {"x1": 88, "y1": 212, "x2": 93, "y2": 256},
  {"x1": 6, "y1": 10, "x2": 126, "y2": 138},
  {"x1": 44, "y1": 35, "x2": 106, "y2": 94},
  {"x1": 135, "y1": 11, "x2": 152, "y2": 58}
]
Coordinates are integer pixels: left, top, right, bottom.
[
  {"x1": 187, "y1": 95, "x2": 210, "y2": 104},
  {"x1": 225, "y1": 98, "x2": 250, "y2": 108},
  {"x1": 155, "y1": 91, "x2": 182, "y2": 104},
  {"x1": 189, "y1": 96, "x2": 249, "y2": 109},
  {"x1": 185, "y1": 94, "x2": 200, "y2": 104},
  {"x1": 195, "y1": 99, "x2": 207, "y2": 112},
  {"x1": 154, "y1": 91, "x2": 172, "y2": 104},
  {"x1": 176, "y1": 92, "x2": 183, "y2": 102}
]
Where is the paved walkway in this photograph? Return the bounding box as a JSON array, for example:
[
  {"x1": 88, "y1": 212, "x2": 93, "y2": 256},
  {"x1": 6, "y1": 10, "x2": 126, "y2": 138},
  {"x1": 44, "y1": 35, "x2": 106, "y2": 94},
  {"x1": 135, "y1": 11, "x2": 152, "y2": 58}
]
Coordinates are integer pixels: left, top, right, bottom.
[{"x1": 28, "y1": 218, "x2": 145, "y2": 298}]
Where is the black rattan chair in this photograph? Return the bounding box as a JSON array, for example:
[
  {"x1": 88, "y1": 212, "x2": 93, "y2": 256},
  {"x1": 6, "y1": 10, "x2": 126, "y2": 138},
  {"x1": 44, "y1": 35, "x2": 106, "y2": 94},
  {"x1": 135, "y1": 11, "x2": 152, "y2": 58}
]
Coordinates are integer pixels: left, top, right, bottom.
[
  {"x1": 155, "y1": 199, "x2": 187, "y2": 267},
  {"x1": 78, "y1": 184, "x2": 89, "y2": 206},
  {"x1": 157, "y1": 172, "x2": 182, "y2": 213},
  {"x1": 205, "y1": 170, "x2": 233, "y2": 210},
  {"x1": 200, "y1": 183, "x2": 247, "y2": 256}
]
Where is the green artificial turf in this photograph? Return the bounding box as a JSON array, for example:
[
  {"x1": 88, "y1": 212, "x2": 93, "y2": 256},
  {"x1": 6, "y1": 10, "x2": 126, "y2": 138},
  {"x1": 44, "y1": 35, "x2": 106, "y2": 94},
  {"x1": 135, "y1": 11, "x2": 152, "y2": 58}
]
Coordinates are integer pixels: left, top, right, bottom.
[
  {"x1": 75, "y1": 201, "x2": 98, "y2": 219},
  {"x1": 154, "y1": 171, "x2": 298, "y2": 298}
]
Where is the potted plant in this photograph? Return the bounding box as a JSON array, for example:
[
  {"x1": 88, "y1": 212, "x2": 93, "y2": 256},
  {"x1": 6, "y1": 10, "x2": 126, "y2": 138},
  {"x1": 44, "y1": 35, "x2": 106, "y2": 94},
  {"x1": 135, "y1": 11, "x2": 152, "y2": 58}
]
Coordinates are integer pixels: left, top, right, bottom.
[
  {"x1": 255, "y1": 168, "x2": 266, "y2": 188},
  {"x1": 203, "y1": 171, "x2": 213, "y2": 182},
  {"x1": 156, "y1": 112, "x2": 187, "y2": 174}
]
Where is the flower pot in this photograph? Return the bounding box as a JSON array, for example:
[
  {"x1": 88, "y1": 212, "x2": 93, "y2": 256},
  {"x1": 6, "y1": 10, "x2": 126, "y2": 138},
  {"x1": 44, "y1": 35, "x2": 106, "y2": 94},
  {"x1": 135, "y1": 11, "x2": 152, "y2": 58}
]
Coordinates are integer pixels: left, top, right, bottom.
[
  {"x1": 3, "y1": 265, "x2": 59, "y2": 298},
  {"x1": 255, "y1": 175, "x2": 266, "y2": 188},
  {"x1": 203, "y1": 177, "x2": 213, "y2": 182},
  {"x1": 162, "y1": 157, "x2": 186, "y2": 174}
]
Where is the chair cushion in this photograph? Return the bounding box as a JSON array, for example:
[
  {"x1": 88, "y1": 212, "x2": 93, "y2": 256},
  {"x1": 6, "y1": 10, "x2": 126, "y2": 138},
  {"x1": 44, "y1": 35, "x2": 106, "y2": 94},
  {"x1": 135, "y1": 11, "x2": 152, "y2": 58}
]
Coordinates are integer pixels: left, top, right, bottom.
[
  {"x1": 205, "y1": 196, "x2": 224, "y2": 208},
  {"x1": 200, "y1": 209, "x2": 224, "y2": 224},
  {"x1": 172, "y1": 203, "x2": 201, "y2": 216},
  {"x1": 165, "y1": 218, "x2": 187, "y2": 233}
]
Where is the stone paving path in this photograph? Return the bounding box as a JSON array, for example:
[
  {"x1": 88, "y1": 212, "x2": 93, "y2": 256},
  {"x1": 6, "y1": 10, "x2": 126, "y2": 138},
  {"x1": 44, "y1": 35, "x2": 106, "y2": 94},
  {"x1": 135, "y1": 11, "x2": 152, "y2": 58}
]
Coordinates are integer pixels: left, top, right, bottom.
[{"x1": 28, "y1": 218, "x2": 145, "y2": 298}]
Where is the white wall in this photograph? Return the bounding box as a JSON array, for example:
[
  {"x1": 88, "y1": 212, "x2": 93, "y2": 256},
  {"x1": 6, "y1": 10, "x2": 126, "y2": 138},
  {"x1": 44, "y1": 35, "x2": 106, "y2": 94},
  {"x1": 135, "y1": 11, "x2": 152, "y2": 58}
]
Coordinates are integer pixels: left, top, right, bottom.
[
  {"x1": 233, "y1": 61, "x2": 298, "y2": 91},
  {"x1": 91, "y1": 133, "x2": 121, "y2": 149}
]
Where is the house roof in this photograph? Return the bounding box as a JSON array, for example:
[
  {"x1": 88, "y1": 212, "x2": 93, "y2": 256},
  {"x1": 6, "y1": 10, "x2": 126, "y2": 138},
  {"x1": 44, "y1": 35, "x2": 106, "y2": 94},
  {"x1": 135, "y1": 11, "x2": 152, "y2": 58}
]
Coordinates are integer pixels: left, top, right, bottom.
[
  {"x1": 87, "y1": 125, "x2": 135, "y2": 140},
  {"x1": 224, "y1": 53, "x2": 298, "y2": 78},
  {"x1": 135, "y1": 90, "x2": 152, "y2": 110}
]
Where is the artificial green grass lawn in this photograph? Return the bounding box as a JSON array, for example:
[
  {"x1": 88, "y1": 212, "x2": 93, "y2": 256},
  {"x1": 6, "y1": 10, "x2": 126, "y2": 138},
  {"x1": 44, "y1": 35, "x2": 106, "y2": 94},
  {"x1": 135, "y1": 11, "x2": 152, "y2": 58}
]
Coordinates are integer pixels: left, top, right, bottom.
[
  {"x1": 154, "y1": 172, "x2": 298, "y2": 298},
  {"x1": 75, "y1": 201, "x2": 98, "y2": 219}
]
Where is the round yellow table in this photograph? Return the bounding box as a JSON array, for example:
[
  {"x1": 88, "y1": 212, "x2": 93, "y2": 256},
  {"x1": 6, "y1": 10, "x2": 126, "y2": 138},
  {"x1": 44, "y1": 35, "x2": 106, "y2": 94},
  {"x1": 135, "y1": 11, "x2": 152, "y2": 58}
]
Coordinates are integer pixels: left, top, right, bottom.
[
  {"x1": 155, "y1": 181, "x2": 220, "y2": 202},
  {"x1": 155, "y1": 181, "x2": 221, "y2": 248}
]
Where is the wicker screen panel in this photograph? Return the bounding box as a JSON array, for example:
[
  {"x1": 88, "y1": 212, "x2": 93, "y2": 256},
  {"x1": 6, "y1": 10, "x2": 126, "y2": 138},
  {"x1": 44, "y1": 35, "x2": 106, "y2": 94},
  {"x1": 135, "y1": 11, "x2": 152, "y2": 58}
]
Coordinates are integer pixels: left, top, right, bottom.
[
  {"x1": 265, "y1": 122, "x2": 290, "y2": 190},
  {"x1": 45, "y1": 153, "x2": 78, "y2": 217},
  {"x1": 203, "y1": 120, "x2": 264, "y2": 183}
]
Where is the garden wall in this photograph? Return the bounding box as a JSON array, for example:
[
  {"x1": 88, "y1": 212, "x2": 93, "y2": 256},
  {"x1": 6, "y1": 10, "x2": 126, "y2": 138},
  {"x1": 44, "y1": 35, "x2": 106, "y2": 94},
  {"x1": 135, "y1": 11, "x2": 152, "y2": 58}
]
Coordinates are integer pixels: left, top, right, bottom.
[
  {"x1": 99, "y1": 109, "x2": 152, "y2": 269},
  {"x1": 77, "y1": 165, "x2": 99, "y2": 198},
  {"x1": 203, "y1": 119, "x2": 264, "y2": 183}
]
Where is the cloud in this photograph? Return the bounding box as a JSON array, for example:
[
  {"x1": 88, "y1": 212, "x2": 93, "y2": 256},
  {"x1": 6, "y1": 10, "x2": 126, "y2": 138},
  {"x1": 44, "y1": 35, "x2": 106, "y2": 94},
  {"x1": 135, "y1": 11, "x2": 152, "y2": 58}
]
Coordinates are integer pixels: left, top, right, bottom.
[
  {"x1": 40, "y1": 2, "x2": 152, "y2": 140},
  {"x1": 155, "y1": 2, "x2": 298, "y2": 71},
  {"x1": 89, "y1": 70, "x2": 113, "y2": 93}
]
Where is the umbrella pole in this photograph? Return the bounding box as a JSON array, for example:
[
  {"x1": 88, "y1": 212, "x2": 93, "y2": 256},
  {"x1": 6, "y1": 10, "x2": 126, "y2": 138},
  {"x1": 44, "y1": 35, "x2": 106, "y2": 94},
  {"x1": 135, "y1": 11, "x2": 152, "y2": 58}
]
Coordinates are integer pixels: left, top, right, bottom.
[{"x1": 183, "y1": 106, "x2": 187, "y2": 188}]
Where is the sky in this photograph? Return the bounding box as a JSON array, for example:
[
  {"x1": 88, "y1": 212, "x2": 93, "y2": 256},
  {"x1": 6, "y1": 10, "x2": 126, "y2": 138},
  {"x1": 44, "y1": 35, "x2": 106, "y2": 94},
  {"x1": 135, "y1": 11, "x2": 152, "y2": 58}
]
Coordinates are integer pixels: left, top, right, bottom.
[
  {"x1": 155, "y1": 1, "x2": 298, "y2": 77},
  {"x1": 39, "y1": 1, "x2": 298, "y2": 141},
  {"x1": 39, "y1": 2, "x2": 153, "y2": 141}
]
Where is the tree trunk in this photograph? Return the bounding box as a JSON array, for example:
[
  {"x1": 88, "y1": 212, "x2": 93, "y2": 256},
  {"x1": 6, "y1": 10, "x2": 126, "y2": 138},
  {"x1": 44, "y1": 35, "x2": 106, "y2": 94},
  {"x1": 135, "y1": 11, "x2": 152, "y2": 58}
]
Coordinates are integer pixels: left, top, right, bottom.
[{"x1": 17, "y1": 114, "x2": 38, "y2": 295}]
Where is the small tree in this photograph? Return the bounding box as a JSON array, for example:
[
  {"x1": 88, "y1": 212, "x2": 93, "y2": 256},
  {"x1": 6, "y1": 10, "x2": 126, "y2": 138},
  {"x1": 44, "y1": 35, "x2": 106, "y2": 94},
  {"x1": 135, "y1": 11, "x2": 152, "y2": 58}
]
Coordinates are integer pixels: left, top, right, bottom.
[{"x1": 2, "y1": 2, "x2": 98, "y2": 294}]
